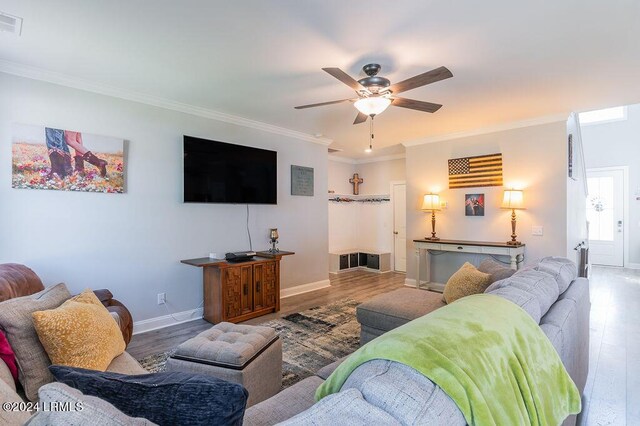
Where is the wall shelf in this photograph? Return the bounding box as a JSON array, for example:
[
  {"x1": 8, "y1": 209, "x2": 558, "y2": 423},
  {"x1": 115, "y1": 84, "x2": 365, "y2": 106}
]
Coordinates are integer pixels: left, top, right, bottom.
[{"x1": 328, "y1": 193, "x2": 390, "y2": 203}]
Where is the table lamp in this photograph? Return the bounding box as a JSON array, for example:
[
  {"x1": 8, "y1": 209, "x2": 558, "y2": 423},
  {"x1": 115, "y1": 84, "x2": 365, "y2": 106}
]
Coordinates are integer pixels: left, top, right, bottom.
[
  {"x1": 421, "y1": 194, "x2": 441, "y2": 241},
  {"x1": 501, "y1": 189, "x2": 525, "y2": 245}
]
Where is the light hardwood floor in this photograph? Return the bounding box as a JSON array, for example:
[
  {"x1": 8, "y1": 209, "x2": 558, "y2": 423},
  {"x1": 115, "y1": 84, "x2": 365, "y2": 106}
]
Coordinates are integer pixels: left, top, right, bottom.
[
  {"x1": 127, "y1": 270, "x2": 406, "y2": 359},
  {"x1": 128, "y1": 266, "x2": 637, "y2": 425}
]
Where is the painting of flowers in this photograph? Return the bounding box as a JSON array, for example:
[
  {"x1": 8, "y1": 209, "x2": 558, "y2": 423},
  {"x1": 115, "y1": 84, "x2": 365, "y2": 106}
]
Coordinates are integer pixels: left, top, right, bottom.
[{"x1": 12, "y1": 123, "x2": 125, "y2": 193}]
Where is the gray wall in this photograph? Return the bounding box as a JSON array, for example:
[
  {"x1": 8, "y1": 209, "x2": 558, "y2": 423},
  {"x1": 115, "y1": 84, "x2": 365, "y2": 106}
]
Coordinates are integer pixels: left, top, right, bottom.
[
  {"x1": 581, "y1": 103, "x2": 640, "y2": 265},
  {"x1": 0, "y1": 73, "x2": 329, "y2": 323},
  {"x1": 406, "y1": 121, "x2": 569, "y2": 283}
]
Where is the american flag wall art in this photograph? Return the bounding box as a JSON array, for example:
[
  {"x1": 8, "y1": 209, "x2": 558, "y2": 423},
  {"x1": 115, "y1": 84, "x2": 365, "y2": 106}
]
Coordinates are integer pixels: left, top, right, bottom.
[{"x1": 448, "y1": 153, "x2": 503, "y2": 189}]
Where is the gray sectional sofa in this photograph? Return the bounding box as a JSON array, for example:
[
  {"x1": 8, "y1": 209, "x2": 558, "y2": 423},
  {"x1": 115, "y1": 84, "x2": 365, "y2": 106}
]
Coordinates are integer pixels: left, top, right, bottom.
[{"x1": 243, "y1": 257, "x2": 590, "y2": 425}]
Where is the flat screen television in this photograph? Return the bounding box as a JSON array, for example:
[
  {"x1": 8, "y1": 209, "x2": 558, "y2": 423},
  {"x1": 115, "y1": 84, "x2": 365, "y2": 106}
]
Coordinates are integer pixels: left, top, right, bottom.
[{"x1": 183, "y1": 136, "x2": 277, "y2": 204}]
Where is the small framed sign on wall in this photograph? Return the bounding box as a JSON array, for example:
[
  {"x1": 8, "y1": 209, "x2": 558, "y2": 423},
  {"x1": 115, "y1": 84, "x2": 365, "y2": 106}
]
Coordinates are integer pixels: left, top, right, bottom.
[{"x1": 291, "y1": 165, "x2": 314, "y2": 196}]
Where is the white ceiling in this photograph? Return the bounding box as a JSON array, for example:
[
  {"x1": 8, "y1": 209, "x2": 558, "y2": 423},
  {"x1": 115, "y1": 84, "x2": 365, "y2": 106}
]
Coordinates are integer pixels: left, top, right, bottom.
[{"x1": 1, "y1": 1, "x2": 640, "y2": 158}]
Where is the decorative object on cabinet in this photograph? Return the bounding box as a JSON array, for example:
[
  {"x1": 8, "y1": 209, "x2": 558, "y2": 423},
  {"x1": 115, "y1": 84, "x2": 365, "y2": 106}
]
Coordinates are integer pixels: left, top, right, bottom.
[
  {"x1": 291, "y1": 165, "x2": 314, "y2": 196},
  {"x1": 349, "y1": 173, "x2": 364, "y2": 195},
  {"x1": 501, "y1": 189, "x2": 526, "y2": 245},
  {"x1": 12, "y1": 123, "x2": 125, "y2": 193},
  {"x1": 268, "y1": 228, "x2": 279, "y2": 253},
  {"x1": 421, "y1": 193, "x2": 442, "y2": 241},
  {"x1": 465, "y1": 193, "x2": 485, "y2": 216},
  {"x1": 181, "y1": 252, "x2": 294, "y2": 324},
  {"x1": 448, "y1": 153, "x2": 503, "y2": 189}
]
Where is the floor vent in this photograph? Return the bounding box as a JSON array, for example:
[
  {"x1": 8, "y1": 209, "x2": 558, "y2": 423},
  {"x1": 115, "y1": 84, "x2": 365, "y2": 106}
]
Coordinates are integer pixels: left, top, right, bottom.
[{"x1": 0, "y1": 12, "x2": 23, "y2": 36}]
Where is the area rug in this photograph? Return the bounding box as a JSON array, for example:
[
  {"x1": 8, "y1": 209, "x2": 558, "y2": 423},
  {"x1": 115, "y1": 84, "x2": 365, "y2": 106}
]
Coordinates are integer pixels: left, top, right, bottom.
[{"x1": 136, "y1": 298, "x2": 361, "y2": 388}]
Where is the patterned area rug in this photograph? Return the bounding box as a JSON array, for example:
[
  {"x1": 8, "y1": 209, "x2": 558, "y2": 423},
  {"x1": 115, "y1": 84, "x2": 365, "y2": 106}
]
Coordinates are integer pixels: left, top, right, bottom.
[{"x1": 136, "y1": 298, "x2": 361, "y2": 388}]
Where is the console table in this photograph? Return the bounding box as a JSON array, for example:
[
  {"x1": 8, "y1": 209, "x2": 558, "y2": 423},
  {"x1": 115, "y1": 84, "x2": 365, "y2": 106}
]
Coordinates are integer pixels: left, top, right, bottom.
[
  {"x1": 181, "y1": 252, "x2": 294, "y2": 324},
  {"x1": 414, "y1": 239, "x2": 525, "y2": 291}
]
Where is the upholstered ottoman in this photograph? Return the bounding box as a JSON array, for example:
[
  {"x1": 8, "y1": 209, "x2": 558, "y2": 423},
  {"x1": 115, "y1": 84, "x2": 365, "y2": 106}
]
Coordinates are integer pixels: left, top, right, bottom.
[
  {"x1": 356, "y1": 288, "x2": 446, "y2": 344},
  {"x1": 166, "y1": 322, "x2": 282, "y2": 407}
]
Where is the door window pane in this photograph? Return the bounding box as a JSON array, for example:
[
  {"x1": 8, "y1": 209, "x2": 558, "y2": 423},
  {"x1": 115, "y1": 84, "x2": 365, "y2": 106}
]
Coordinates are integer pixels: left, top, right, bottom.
[{"x1": 586, "y1": 176, "x2": 615, "y2": 241}]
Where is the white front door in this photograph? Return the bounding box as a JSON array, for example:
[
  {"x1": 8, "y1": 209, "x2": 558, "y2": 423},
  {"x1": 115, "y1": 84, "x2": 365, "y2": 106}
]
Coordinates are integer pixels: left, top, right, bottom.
[
  {"x1": 393, "y1": 183, "x2": 407, "y2": 272},
  {"x1": 587, "y1": 169, "x2": 624, "y2": 266}
]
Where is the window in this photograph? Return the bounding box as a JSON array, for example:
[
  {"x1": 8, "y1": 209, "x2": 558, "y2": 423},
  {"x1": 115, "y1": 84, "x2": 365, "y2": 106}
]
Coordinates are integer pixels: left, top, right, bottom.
[{"x1": 579, "y1": 106, "x2": 627, "y2": 126}]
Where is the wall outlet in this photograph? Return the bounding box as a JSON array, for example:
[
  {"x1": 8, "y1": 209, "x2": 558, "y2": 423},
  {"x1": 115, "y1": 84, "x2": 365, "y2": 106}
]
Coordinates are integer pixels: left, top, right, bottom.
[
  {"x1": 157, "y1": 293, "x2": 166, "y2": 305},
  {"x1": 531, "y1": 226, "x2": 544, "y2": 236}
]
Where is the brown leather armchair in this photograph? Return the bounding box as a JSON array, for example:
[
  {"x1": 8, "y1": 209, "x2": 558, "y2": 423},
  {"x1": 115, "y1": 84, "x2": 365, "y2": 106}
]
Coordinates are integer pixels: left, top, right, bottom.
[{"x1": 0, "y1": 263, "x2": 133, "y2": 346}]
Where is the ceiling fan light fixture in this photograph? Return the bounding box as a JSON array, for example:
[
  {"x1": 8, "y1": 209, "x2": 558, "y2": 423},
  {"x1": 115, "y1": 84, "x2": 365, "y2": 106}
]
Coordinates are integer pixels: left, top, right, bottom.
[{"x1": 354, "y1": 97, "x2": 391, "y2": 116}]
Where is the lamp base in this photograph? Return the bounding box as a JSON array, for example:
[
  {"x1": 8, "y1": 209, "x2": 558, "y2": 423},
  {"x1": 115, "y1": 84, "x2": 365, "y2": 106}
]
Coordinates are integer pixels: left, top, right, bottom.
[
  {"x1": 425, "y1": 236, "x2": 441, "y2": 241},
  {"x1": 506, "y1": 240, "x2": 522, "y2": 246}
]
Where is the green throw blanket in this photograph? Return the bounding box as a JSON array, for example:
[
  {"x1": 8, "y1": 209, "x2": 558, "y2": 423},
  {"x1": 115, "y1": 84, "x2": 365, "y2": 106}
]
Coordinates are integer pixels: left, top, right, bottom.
[{"x1": 316, "y1": 294, "x2": 581, "y2": 425}]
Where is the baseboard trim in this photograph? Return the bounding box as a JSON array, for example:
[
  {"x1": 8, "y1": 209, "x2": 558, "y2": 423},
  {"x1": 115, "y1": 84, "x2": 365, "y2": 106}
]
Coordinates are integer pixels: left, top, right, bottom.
[
  {"x1": 133, "y1": 307, "x2": 204, "y2": 335},
  {"x1": 404, "y1": 278, "x2": 417, "y2": 287},
  {"x1": 281, "y1": 279, "x2": 331, "y2": 299},
  {"x1": 626, "y1": 262, "x2": 640, "y2": 270}
]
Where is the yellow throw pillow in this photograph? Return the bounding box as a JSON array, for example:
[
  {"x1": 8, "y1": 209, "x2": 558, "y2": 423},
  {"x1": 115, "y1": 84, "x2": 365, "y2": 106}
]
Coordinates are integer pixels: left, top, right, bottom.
[
  {"x1": 32, "y1": 290, "x2": 125, "y2": 371},
  {"x1": 443, "y1": 262, "x2": 492, "y2": 304}
]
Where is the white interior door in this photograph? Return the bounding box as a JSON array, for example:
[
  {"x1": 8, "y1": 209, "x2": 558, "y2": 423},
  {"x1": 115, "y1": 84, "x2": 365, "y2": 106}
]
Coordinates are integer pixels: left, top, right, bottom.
[
  {"x1": 393, "y1": 183, "x2": 407, "y2": 272},
  {"x1": 587, "y1": 169, "x2": 624, "y2": 266}
]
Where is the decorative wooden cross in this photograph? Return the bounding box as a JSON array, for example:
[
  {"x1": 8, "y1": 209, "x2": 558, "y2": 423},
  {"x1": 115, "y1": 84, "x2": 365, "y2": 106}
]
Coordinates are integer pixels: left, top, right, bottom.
[{"x1": 349, "y1": 173, "x2": 364, "y2": 195}]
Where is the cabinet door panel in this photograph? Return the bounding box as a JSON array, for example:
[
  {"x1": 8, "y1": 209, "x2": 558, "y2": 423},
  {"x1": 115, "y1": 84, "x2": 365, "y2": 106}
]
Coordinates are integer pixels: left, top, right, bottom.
[
  {"x1": 223, "y1": 268, "x2": 243, "y2": 319},
  {"x1": 253, "y1": 264, "x2": 265, "y2": 310},
  {"x1": 240, "y1": 265, "x2": 253, "y2": 314},
  {"x1": 263, "y1": 261, "x2": 277, "y2": 309}
]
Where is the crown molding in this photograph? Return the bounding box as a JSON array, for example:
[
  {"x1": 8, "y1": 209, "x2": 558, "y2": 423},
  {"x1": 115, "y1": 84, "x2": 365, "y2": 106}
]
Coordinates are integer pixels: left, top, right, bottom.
[
  {"x1": 327, "y1": 154, "x2": 356, "y2": 164},
  {"x1": 0, "y1": 59, "x2": 333, "y2": 146},
  {"x1": 402, "y1": 113, "x2": 569, "y2": 147},
  {"x1": 328, "y1": 153, "x2": 406, "y2": 165},
  {"x1": 355, "y1": 153, "x2": 405, "y2": 164}
]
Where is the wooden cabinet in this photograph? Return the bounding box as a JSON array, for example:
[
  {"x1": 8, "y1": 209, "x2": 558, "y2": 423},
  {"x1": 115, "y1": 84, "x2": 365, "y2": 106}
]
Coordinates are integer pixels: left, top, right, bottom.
[{"x1": 182, "y1": 253, "x2": 293, "y2": 324}]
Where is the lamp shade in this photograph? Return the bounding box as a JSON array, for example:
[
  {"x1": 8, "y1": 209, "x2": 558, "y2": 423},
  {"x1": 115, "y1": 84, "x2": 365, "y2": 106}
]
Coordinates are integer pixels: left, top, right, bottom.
[
  {"x1": 421, "y1": 194, "x2": 441, "y2": 211},
  {"x1": 354, "y1": 97, "x2": 391, "y2": 116},
  {"x1": 501, "y1": 190, "x2": 525, "y2": 209}
]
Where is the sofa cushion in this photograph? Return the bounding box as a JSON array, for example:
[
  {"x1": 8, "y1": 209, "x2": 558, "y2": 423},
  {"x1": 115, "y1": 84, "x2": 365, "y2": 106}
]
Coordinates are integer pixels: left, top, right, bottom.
[
  {"x1": 32, "y1": 290, "x2": 125, "y2": 371},
  {"x1": 50, "y1": 365, "x2": 248, "y2": 426},
  {"x1": 533, "y1": 257, "x2": 577, "y2": 293},
  {"x1": 316, "y1": 356, "x2": 348, "y2": 380},
  {"x1": 27, "y1": 382, "x2": 156, "y2": 426},
  {"x1": 356, "y1": 288, "x2": 445, "y2": 333},
  {"x1": 0, "y1": 331, "x2": 18, "y2": 384},
  {"x1": 485, "y1": 286, "x2": 542, "y2": 323},
  {"x1": 0, "y1": 377, "x2": 31, "y2": 426},
  {"x1": 243, "y1": 376, "x2": 323, "y2": 426},
  {"x1": 0, "y1": 283, "x2": 71, "y2": 401},
  {"x1": 343, "y1": 359, "x2": 466, "y2": 425},
  {"x1": 485, "y1": 270, "x2": 559, "y2": 323},
  {"x1": 278, "y1": 388, "x2": 402, "y2": 426},
  {"x1": 106, "y1": 352, "x2": 148, "y2": 375},
  {"x1": 443, "y1": 262, "x2": 492, "y2": 304},
  {"x1": 478, "y1": 259, "x2": 516, "y2": 283}
]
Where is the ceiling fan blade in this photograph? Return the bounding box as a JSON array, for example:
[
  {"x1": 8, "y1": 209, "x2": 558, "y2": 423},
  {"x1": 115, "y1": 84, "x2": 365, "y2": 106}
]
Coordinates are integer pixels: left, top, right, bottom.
[
  {"x1": 353, "y1": 112, "x2": 369, "y2": 125},
  {"x1": 322, "y1": 67, "x2": 366, "y2": 92},
  {"x1": 388, "y1": 66, "x2": 453, "y2": 94},
  {"x1": 294, "y1": 99, "x2": 354, "y2": 109},
  {"x1": 392, "y1": 97, "x2": 443, "y2": 113}
]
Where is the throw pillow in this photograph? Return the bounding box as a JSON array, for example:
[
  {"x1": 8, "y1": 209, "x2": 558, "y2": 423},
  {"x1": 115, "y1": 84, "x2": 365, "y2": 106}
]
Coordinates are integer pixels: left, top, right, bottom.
[
  {"x1": 50, "y1": 366, "x2": 248, "y2": 426},
  {"x1": 443, "y1": 262, "x2": 492, "y2": 304},
  {"x1": 29, "y1": 382, "x2": 155, "y2": 426},
  {"x1": 0, "y1": 282, "x2": 71, "y2": 401},
  {"x1": 0, "y1": 331, "x2": 18, "y2": 383},
  {"x1": 32, "y1": 290, "x2": 125, "y2": 371},
  {"x1": 478, "y1": 259, "x2": 516, "y2": 283}
]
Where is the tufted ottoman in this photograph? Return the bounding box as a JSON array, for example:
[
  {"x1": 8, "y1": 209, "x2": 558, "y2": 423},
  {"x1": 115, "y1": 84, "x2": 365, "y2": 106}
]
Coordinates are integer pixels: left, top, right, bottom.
[{"x1": 165, "y1": 322, "x2": 282, "y2": 407}]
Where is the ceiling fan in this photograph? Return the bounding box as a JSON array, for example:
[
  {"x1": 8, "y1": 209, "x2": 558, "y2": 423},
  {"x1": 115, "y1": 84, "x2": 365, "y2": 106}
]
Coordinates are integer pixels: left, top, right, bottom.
[{"x1": 295, "y1": 63, "x2": 453, "y2": 124}]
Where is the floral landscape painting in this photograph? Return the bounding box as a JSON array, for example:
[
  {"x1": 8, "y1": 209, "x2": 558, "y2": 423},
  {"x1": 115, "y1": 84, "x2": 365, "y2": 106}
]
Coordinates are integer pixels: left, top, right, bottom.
[{"x1": 12, "y1": 123, "x2": 125, "y2": 193}]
